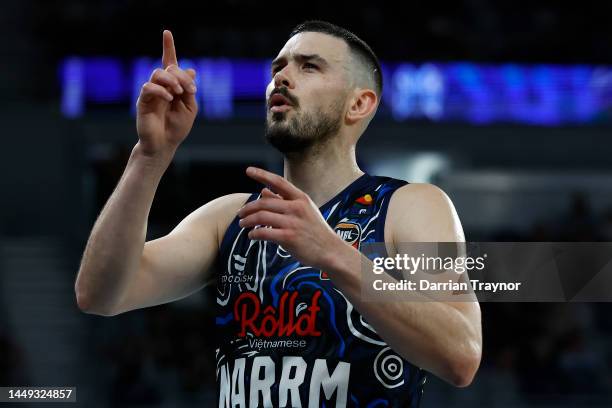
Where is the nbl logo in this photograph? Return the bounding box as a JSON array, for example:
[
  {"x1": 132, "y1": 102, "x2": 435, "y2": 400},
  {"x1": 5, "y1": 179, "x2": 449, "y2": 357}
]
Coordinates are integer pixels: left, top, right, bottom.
[
  {"x1": 320, "y1": 222, "x2": 362, "y2": 280},
  {"x1": 335, "y1": 222, "x2": 361, "y2": 249}
]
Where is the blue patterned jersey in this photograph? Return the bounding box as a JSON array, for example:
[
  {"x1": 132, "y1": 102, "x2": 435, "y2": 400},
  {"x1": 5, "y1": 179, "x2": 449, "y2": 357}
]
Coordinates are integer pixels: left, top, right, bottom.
[{"x1": 215, "y1": 174, "x2": 426, "y2": 407}]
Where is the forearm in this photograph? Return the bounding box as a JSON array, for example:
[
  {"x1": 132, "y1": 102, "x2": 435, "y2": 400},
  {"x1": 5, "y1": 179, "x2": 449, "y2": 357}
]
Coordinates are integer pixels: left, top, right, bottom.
[
  {"x1": 75, "y1": 142, "x2": 174, "y2": 315},
  {"x1": 324, "y1": 241, "x2": 482, "y2": 387}
]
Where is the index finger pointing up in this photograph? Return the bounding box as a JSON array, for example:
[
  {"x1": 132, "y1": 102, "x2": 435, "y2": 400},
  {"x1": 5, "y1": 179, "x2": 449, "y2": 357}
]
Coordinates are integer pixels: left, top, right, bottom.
[{"x1": 162, "y1": 30, "x2": 178, "y2": 68}]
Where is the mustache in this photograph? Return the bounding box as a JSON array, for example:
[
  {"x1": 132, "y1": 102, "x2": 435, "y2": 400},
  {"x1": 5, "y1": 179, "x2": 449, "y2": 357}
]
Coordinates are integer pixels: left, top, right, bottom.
[{"x1": 269, "y1": 87, "x2": 299, "y2": 107}]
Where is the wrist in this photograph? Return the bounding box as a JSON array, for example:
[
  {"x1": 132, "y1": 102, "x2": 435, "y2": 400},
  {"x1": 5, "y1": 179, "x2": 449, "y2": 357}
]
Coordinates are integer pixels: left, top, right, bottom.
[
  {"x1": 317, "y1": 235, "x2": 365, "y2": 294},
  {"x1": 131, "y1": 142, "x2": 176, "y2": 170},
  {"x1": 318, "y1": 234, "x2": 358, "y2": 272}
]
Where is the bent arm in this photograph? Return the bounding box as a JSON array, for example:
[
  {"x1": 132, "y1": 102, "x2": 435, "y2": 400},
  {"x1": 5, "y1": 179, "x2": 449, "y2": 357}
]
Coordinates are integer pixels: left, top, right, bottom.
[
  {"x1": 74, "y1": 142, "x2": 248, "y2": 316},
  {"x1": 323, "y1": 184, "x2": 482, "y2": 387},
  {"x1": 110, "y1": 192, "x2": 248, "y2": 315}
]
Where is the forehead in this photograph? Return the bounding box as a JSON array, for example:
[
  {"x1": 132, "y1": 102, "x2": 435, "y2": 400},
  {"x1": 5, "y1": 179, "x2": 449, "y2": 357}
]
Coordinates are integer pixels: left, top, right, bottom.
[{"x1": 274, "y1": 32, "x2": 349, "y2": 65}]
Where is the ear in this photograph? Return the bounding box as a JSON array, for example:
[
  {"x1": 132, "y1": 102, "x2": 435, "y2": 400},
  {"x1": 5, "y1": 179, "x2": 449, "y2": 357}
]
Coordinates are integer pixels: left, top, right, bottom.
[{"x1": 346, "y1": 89, "x2": 378, "y2": 125}]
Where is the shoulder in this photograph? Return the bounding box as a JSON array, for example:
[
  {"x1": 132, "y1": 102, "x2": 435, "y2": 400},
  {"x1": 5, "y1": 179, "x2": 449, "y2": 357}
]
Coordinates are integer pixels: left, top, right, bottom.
[
  {"x1": 174, "y1": 193, "x2": 251, "y2": 243},
  {"x1": 212, "y1": 193, "x2": 252, "y2": 244},
  {"x1": 386, "y1": 183, "x2": 464, "y2": 242},
  {"x1": 389, "y1": 183, "x2": 455, "y2": 213},
  {"x1": 207, "y1": 193, "x2": 251, "y2": 239},
  {"x1": 185, "y1": 193, "x2": 251, "y2": 222},
  {"x1": 204, "y1": 193, "x2": 252, "y2": 213}
]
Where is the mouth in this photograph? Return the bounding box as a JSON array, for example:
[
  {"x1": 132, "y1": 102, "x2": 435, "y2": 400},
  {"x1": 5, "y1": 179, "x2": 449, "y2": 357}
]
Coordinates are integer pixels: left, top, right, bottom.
[{"x1": 268, "y1": 93, "x2": 294, "y2": 113}]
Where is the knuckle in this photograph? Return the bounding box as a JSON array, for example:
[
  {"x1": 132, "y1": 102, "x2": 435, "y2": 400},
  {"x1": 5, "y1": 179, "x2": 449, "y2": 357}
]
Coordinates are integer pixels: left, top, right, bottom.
[
  {"x1": 151, "y1": 68, "x2": 163, "y2": 79},
  {"x1": 167, "y1": 72, "x2": 181, "y2": 85},
  {"x1": 181, "y1": 73, "x2": 192, "y2": 84},
  {"x1": 287, "y1": 200, "x2": 297, "y2": 212},
  {"x1": 286, "y1": 218, "x2": 297, "y2": 231},
  {"x1": 283, "y1": 230, "x2": 295, "y2": 242},
  {"x1": 174, "y1": 66, "x2": 186, "y2": 76},
  {"x1": 249, "y1": 202, "x2": 261, "y2": 212},
  {"x1": 292, "y1": 201, "x2": 304, "y2": 215}
]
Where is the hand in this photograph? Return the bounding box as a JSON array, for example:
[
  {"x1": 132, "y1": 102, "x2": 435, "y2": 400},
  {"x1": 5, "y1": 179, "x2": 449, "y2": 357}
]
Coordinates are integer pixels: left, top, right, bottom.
[
  {"x1": 238, "y1": 167, "x2": 347, "y2": 270},
  {"x1": 136, "y1": 30, "x2": 198, "y2": 158}
]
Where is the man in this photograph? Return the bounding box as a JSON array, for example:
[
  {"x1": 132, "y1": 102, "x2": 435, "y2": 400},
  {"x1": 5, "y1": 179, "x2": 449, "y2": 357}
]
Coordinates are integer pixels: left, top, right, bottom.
[{"x1": 75, "y1": 21, "x2": 482, "y2": 407}]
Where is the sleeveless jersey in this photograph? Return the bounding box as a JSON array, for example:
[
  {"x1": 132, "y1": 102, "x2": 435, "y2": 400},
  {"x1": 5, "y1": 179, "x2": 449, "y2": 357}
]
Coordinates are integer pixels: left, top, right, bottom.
[{"x1": 214, "y1": 174, "x2": 426, "y2": 407}]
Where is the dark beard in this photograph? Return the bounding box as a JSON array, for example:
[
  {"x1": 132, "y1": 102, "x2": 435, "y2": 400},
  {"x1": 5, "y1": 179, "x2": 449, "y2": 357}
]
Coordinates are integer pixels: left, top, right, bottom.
[{"x1": 264, "y1": 106, "x2": 342, "y2": 155}]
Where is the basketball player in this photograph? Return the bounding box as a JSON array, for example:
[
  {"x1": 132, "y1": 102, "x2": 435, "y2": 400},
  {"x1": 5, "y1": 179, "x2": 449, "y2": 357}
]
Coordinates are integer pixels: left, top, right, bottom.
[{"x1": 75, "y1": 21, "x2": 482, "y2": 407}]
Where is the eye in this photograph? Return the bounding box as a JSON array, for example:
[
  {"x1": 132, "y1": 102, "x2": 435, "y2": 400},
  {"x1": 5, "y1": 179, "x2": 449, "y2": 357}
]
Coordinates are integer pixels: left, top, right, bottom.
[
  {"x1": 303, "y1": 62, "x2": 318, "y2": 70},
  {"x1": 271, "y1": 64, "x2": 285, "y2": 76}
]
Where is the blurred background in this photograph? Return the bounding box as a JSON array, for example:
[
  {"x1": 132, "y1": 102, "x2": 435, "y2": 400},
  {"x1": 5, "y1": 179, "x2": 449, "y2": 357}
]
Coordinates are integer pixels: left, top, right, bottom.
[{"x1": 1, "y1": 0, "x2": 611, "y2": 406}]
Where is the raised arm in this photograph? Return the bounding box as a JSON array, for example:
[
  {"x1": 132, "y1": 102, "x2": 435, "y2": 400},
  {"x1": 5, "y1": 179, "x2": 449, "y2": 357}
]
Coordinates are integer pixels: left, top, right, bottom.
[{"x1": 75, "y1": 31, "x2": 245, "y2": 316}]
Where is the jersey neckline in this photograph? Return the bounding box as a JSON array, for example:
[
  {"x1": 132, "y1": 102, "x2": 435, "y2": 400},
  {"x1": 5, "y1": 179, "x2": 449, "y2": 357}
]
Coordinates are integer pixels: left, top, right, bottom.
[{"x1": 318, "y1": 173, "x2": 372, "y2": 213}]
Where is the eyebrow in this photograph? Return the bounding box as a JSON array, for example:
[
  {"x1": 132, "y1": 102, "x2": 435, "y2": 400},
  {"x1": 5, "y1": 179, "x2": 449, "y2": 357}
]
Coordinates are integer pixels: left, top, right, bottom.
[{"x1": 271, "y1": 53, "x2": 329, "y2": 71}]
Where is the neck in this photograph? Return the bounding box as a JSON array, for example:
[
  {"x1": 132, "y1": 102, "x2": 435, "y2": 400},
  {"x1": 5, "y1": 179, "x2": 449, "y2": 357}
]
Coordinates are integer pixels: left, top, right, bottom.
[{"x1": 283, "y1": 139, "x2": 364, "y2": 207}]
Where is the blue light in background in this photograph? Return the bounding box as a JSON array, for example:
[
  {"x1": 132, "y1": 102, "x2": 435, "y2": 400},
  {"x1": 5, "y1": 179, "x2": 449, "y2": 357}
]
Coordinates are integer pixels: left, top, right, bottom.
[
  {"x1": 389, "y1": 63, "x2": 445, "y2": 121},
  {"x1": 419, "y1": 64, "x2": 445, "y2": 120},
  {"x1": 501, "y1": 64, "x2": 528, "y2": 123},
  {"x1": 131, "y1": 57, "x2": 154, "y2": 115},
  {"x1": 59, "y1": 57, "x2": 612, "y2": 126},
  {"x1": 85, "y1": 58, "x2": 124, "y2": 103},
  {"x1": 531, "y1": 66, "x2": 558, "y2": 125},
  {"x1": 390, "y1": 64, "x2": 419, "y2": 120},
  {"x1": 232, "y1": 59, "x2": 268, "y2": 98},
  {"x1": 571, "y1": 65, "x2": 597, "y2": 122},
  {"x1": 199, "y1": 59, "x2": 233, "y2": 119},
  {"x1": 60, "y1": 57, "x2": 84, "y2": 118},
  {"x1": 451, "y1": 63, "x2": 493, "y2": 124}
]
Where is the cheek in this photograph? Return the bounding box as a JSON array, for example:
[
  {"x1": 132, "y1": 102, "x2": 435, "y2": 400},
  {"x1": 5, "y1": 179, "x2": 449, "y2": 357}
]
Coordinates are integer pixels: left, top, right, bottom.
[
  {"x1": 315, "y1": 91, "x2": 347, "y2": 113},
  {"x1": 310, "y1": 79, "x2": 346, "y2": 104},
  {"x1": 265, "y1": 82, "x2": 274, "y2": 99}
]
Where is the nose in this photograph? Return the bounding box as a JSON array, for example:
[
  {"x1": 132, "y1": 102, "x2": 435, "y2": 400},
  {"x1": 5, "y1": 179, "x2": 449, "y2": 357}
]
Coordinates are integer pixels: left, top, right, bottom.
[{"x1": 273, "y1": 66, "x2": 293, "y2": 89}]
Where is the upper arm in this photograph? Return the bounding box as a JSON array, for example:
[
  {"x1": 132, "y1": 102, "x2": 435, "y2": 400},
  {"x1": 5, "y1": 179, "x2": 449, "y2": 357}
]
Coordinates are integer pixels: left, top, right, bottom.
[
  {"x1": 113, "y1": 193, "x2": 250, "y2": 314},
  {"x1": 385, "y1": 183, "x2": 464, "y2": 244},
  {"x1": 385, "y1": 183, "x2": 480, "y2": 321},
  {"x1": 386, "y1": 184, "x2": 482, "y2": 383}
]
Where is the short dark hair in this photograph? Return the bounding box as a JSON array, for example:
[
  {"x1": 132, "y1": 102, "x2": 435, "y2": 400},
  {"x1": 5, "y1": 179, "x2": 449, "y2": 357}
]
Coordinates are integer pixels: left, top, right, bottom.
[{"x1": 289, "y1": 20, "x2": 383, "y2": 96}]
